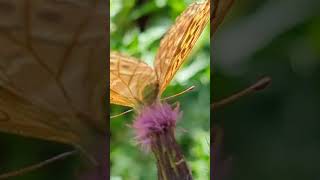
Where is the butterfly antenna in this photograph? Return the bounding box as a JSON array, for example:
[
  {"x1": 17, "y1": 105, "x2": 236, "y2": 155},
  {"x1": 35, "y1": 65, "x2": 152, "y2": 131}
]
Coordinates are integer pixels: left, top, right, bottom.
[
  {"x1": 111, "y1": 109, "x2": 134, "y2": 119},
  {"x1": 162, "y1": 86, "x2": 195, "y2": 101},
  {"x1": 0, "y1": 150, "x2": 77, "y2": 179},
  {"x1": 212, "y1": 76, "x2": 271, "y2": 109}
]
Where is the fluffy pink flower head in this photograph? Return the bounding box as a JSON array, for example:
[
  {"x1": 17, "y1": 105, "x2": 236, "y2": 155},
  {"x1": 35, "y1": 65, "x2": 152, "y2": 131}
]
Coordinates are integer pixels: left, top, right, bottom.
[{"x1": 133, "y1": 103, "x2": 181, "y2": 150}]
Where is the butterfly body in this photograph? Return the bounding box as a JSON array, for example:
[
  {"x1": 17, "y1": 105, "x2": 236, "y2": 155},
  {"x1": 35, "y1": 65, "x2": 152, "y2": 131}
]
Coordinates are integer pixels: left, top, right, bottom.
[{"x1": 141, "y1": 82, "x2": 160, "y2": 106}]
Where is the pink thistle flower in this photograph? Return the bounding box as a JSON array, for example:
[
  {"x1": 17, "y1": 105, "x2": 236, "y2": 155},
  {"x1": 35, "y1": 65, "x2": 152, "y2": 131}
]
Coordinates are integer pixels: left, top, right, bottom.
[{"x1": 133, "y1": 103, "x2": 181, "y2": 150}]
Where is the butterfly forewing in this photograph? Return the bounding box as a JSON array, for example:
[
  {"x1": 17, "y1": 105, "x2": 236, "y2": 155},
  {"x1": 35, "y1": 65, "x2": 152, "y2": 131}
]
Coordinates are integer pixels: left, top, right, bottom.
[
  {"x1": 110, "y1": 52, "x2": 157, "y2": 107},
  {"x1": 154, "y1": 0, "x2": 210, "y2": 94},
  {"x1": 0, "y1": 0, "x2": 107, "y2": 162}
]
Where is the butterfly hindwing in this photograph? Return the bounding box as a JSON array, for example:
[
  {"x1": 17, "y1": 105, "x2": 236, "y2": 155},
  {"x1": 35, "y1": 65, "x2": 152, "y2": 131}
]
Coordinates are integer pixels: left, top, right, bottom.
[
  {"x1": 110, "y1": 52, "x2": 157, "y2": 107},
  {"x1": 154, "y1": 0, "x2": 210, "y2": 94}
]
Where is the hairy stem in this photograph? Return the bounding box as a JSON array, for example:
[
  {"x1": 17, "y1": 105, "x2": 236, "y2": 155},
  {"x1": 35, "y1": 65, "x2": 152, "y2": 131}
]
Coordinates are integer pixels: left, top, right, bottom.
[{"x1": 150, "y1": 128, "x2": 192, "y2": 180}]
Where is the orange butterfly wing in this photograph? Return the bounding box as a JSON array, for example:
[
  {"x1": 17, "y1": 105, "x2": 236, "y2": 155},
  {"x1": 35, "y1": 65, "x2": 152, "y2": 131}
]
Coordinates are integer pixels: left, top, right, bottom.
[
  {"x1": 154, "y1": 0, "x2": 210, "y2": 94},
  {"x1": 0, "y1": 0, "x2": 107, "y2": 162},
  {"x1": 110, "y1": 52, "x2": 157, "y2": 107}
]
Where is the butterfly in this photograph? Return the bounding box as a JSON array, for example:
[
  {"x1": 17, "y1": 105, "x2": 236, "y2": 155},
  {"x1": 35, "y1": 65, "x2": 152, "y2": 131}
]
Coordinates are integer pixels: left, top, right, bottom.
[
  {"x1": 0, "y1": 0, "x2": 107, "y2": 179},
  {"x1": 110, "y1": 0, "x2": 210, "y2": 109}
]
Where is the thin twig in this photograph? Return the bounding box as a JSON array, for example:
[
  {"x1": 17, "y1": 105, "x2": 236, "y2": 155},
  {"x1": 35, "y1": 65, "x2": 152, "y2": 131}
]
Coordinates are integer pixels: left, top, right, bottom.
[
  {"x1": 0, "y1": 150, "x2": 77, "y2": 179},
  {"x1": 212, "y1": 76, "x2": 271, "y2": 109}
]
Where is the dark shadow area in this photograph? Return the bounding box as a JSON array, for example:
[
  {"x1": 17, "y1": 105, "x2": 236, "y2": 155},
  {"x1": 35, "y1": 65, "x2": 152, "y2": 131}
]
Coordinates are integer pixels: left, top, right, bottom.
[{"x1": 213, "y1": 0, "x2": 320, "y2": 179}]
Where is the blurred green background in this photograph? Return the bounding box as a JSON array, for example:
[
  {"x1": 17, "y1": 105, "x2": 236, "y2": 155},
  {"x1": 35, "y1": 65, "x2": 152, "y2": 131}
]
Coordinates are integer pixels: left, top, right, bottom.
[
  {"x1": 110, "y1": 0, "x2": 210, "y2": 179},
  {"x1": 213, "y1": 0, "x2": 320, "y2": 179}
]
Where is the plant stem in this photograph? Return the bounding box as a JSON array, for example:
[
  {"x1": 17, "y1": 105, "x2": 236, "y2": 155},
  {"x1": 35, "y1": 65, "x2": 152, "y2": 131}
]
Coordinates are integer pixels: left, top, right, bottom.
[{"x1": 150, "y1": 128, "x2": 192, "y2": 180}]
